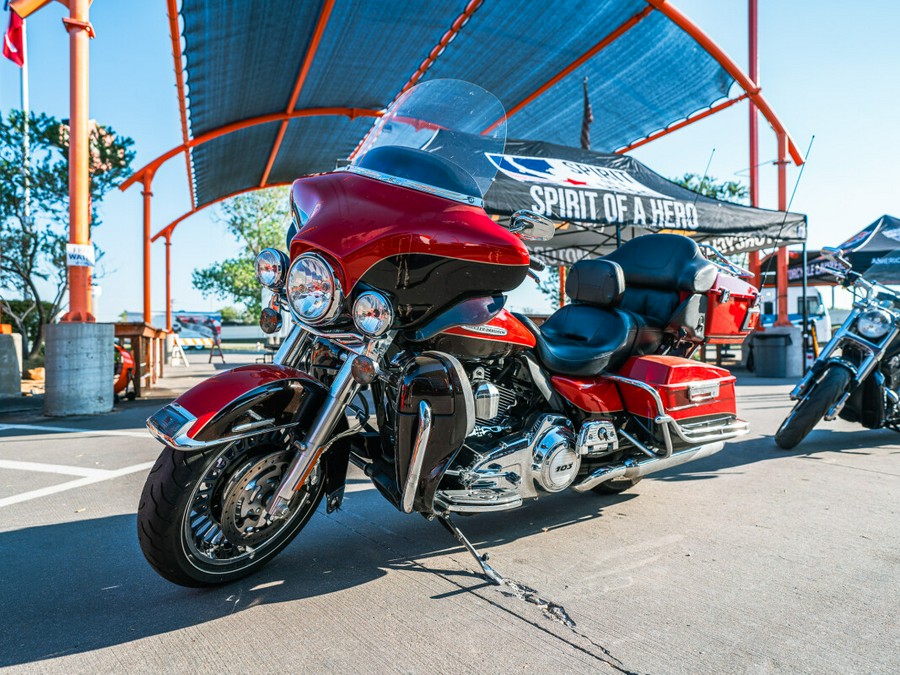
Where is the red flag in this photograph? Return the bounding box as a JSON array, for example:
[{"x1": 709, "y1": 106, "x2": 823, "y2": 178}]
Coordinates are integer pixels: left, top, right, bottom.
[{"x1": 3, "y1": 11, "x2": 24, "y2": 67}]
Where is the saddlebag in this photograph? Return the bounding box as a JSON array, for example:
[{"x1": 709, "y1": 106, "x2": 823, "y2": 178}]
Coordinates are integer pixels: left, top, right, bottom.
[
  {"x1": 612, "y1": 355, "x2": 739, "y2": 449},
  {"x1": 704, "y1": 272, "x2": 760, "y2": 345}
]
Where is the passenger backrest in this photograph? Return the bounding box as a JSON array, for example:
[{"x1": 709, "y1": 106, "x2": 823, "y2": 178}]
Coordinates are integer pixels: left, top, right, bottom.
[
  {"x1": 603, "y1": 234, "x2": 717, "y2": 330},
  {"x1": 565, "y1": 259, "x2": 625, "y2": 308}
]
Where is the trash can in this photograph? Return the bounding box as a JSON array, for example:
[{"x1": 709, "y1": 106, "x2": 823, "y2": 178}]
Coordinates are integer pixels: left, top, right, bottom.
[{"x1": 752, "y1": 333, "x2": 792, "y2": 377}]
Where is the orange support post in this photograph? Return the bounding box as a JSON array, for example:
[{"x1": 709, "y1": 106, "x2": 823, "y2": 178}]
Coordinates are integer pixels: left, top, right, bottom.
[
  {"x1": 59, "y1": 0, "x2": 94, "y2": 322},
  {"x1": 164, "y1": 232, "x2": 173, "y2": 332},
  {"x1": 558, "y1": 267, "x2": 567, "y2": 307},
  {"x1": 747, "y1": 0, "x2": 761, "y2": 290},
  {"x1": 142, "y1": 172, "x2": 154, "y2": 325},
  {"x1": 774, "y1": 131, "x2": 791, "y2": 326}
]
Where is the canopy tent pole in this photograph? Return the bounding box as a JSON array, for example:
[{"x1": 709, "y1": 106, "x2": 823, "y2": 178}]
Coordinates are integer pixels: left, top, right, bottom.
[
  {"x1": 746, "y1": 0, "x2": 761, "y2": 289},
  {"x1": 774, "y1": 131, "x2": 791, "y2": 326},
  {"x1": 164, "y1": 232, "x2": 173, "y2": 333},
  {"x1": 802, "y1": 241, "x2": 809, "y2": 373},
  {"x1": 142, "y1": 172, "x2": 154, "y2": 324}
]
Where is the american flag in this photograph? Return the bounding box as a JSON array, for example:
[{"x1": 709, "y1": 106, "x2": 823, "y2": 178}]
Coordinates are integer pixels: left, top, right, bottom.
[{"x1": 580, "y1": 77, "x2": 593, "y2": 150}]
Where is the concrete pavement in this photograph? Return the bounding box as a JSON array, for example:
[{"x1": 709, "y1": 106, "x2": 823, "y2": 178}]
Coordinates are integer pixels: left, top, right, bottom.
[{"x1": 0, "y1": 367, "x2": 897, "y2": 673}]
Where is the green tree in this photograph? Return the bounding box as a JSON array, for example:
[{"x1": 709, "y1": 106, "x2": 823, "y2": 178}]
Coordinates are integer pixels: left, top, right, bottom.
[
  {"x1": 0, "y1": 110, "x2": 134, "y2": 358},
  {"x1": 192, "y1": 187, "x2": 289, "y2": 317},
  {"x1": 672, "y1": 173, "x2": 748, "y2": 204}
]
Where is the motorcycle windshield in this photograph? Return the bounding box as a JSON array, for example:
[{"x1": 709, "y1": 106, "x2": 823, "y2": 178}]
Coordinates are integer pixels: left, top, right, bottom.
[
  {"x1": 862, "y1": 248, "x2": 900, "y2": 285},
  {"x1": 352, "y1": 79, "x2": 507, "y2": 200}
]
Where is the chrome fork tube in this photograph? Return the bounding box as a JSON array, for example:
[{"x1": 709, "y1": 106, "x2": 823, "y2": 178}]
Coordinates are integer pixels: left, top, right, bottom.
[{"x1": 267, "y1": 334, "x2": 390, "y2": 518}]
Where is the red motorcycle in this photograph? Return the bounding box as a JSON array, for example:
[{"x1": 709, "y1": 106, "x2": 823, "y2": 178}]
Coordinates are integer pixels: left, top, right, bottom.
[{"x1": 139, "y1": 80, "x2": 759, "y2": 587}]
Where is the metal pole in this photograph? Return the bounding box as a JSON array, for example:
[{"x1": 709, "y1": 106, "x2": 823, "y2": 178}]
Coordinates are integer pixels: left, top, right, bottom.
[
  {"x1": 142, "y1": 172, "x2": 154, "y2": 325},
  {"x1": 60, "y1": 0, "x2": 94, "y2": 322},
  {"x1": 558, "y1": 266, "x2": 566, "y2": 307},
  {"x1": 164, "y1": 232, "x2": 172, "y2": 332},
  {"x1": 774, "y1": 131, "x2": 791, "y2": 326},
  {"x1": 801, "y1": 241, "x2": 809, "y2": 374},
  {"x1": 746, "y1": 0, "x2": 761, "y2": 289},
  {"x1": 615, "y1": 223, "x2": 621, "y2": 248},
  {"x1": 21, "y1": 18, "x2": 30, "y2": 227}
]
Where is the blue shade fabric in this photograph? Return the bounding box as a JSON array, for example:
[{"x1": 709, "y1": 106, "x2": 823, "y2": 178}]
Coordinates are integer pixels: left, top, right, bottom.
[{"x1": 177, "y1": 0, "x2": 737, "y2": 207}]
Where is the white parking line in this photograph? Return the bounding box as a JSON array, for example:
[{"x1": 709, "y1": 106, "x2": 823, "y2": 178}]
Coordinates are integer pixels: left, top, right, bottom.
[
  {"x1": 0, "y1": 461, "x2": 155, "y2": 509},
  {"x1": 0, "y1": 459, "x2": 108, "y2": 477},
  {"x1": 0, "y1": 423, "x2": 149, "y2": 438}
]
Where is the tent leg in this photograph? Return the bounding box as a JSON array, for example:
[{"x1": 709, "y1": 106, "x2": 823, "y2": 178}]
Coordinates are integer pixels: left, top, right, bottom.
[
  {"x1": 615, "y1": 223, "x2": 621, "y2": 248},
  {"x1": 802, "y1": 241, "x2": 809, "y2": 374}
]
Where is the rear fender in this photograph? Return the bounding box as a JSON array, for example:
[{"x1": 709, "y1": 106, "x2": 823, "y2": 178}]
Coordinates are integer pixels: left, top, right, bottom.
[{"x1": 147, "y1": 365, "x2": 327, "y2": 450}]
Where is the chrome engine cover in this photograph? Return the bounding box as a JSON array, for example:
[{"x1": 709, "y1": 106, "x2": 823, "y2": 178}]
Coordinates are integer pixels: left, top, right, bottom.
[{"x1": 434, "y1": 414, "x2": 579, "y2": 513}]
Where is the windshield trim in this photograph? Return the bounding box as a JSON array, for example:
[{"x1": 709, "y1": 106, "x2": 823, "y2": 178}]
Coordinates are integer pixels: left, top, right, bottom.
[{"x1": 339, "y1": 165, "x2": 484, "y2": 207}]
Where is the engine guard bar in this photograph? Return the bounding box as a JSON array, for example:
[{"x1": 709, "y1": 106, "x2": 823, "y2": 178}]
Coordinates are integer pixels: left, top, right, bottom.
[{"x1": 605, "y1": 374, "x2": 749, "y2": 457}]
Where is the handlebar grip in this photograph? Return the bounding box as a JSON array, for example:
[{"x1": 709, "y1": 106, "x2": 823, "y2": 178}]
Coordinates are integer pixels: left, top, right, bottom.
[{"x1": 529, "y1": 258, "x2": 546, "y2": 272}]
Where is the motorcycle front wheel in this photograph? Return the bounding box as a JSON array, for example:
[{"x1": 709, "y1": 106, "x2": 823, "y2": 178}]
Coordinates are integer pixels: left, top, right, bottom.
[
  {"x1": 137, "y1": 431, "x2": 325, "y2": 587},
  {"x1": 775, "y1": 366, "x2": 851, "y2": 450}
]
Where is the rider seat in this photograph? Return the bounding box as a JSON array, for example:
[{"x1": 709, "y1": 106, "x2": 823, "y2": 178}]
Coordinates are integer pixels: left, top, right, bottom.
[
  {"x1": 517, "y1": 260, "x2": 639, "y2": 377},
  {"x1": 521, "y1": 236, "x2": 718, "y2": 377}
]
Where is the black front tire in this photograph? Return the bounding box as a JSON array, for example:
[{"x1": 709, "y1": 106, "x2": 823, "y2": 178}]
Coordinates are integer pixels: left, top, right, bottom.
[
  {"x1": 775, "y1": 366, "x2": 851, "y2": 450},
  {"x1": 137, "y1": 434, "x2": 325, "y2": 587}
]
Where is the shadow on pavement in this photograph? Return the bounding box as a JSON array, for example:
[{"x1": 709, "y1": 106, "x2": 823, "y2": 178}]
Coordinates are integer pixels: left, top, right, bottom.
[
  {"x1": 0, "y1": 485, "x2": 633, "y2": 668},
  {"x1": 656, "y1": 426, "x2": 899, "y2": 483}
]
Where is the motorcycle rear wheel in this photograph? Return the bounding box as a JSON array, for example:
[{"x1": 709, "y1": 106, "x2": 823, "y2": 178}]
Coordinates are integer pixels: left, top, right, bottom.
[
  {"x1": 775, "y1": 366, "x2": 851, "y2": 450},
  {"x1": 137, "y1": 432, "x2": 325, "y2": 587}
]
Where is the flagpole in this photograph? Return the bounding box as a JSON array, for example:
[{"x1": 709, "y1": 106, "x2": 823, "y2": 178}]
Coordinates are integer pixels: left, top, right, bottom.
[{"x1": 20, "y1": 16, "x2": 30, "y2": 225}]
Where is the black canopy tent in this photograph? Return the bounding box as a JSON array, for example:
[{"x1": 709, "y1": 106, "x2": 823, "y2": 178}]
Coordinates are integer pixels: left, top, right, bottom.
[
  {"x1": 760, "y1": 215, "x2": 900, "y2": 285},
  {"x1": 482, "y1": 139, "x2": 807, "y2": 266}
]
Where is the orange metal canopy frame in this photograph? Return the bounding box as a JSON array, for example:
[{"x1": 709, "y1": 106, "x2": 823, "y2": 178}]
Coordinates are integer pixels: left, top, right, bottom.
[{"x1": 121, "y1": 0, "x2": 805, "y2": 331}]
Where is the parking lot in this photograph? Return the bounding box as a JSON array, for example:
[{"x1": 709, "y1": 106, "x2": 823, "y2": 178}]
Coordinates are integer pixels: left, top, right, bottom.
[{"x1": 0, "y1": 364, "x2": 897, "y2": 673}]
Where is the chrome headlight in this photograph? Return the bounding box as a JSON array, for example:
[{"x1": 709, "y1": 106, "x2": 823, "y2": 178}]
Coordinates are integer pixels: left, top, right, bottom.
[
  {"x1": 285, "y1": 254, "x2": 342, "y2": 324},
  {"x1": 352, "y1": 291, "x2": 393, "y2": 337},
  {"x1": 255, "y1": 248, "x2": 289, "y2": 290},
  {"x1": 856, "y1": 308, "x2": 892, "y2": 339}
]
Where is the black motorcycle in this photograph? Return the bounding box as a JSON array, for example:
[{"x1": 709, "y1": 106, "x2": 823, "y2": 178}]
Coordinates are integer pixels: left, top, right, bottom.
[{"x1": 776, "y1": 246, "x2": 900, "y2": 448}]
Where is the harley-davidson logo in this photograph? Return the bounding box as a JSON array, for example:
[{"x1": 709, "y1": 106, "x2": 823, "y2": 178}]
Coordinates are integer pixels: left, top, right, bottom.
[{"x1": 462, "y1": 324, "x2": 508, "y2": 337}]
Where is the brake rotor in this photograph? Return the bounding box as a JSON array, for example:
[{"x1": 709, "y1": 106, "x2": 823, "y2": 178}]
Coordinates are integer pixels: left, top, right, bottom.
[{"x1": 220, "y1": 450, "x2": 305, "y2": 547}]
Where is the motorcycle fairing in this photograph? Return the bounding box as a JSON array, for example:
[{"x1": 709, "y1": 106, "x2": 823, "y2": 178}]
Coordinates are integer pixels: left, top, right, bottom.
[
  {"x1": 147, "y1": 365, "x2": 327, "y2": 449},
  {"x1": 289, "y1": 172, "x2": 529, "y2": 293}
]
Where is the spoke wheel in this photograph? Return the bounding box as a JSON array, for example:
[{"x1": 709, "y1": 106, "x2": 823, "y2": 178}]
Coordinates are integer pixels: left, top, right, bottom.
[{"x1": 138, "y1": 432, "x2": 325, "y2": 587}]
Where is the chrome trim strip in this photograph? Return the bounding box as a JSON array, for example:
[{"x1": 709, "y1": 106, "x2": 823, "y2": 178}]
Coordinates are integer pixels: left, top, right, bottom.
[
  {"x1": 402, "y1": 400, "x2": 433, "y2": 513},
  {"x1": 339, "y1": 164, "x2": 483, "y2": 207}
]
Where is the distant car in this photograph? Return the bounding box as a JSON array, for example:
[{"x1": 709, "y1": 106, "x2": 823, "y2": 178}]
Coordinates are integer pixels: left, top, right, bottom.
[{"x1": 759, "y1": 286, "x2": 832, "y2": 343}]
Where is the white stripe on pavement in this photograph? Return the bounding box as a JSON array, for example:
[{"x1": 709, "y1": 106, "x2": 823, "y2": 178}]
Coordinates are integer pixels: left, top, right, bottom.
[
  {"x1": 0, "y1": 423, "x2": 149, "y2": 438},
  {"x1": 0, "y1": 459, "x2": 108, "y2": 477},
  {"x1": 0, "y1": 461, "x2": 155, "y2": 509}
]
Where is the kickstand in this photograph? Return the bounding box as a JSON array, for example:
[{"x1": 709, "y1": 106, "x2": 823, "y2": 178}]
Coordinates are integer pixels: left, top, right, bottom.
[{"x1": 437, "y1": 515, "x2": 504, "y2": 586}]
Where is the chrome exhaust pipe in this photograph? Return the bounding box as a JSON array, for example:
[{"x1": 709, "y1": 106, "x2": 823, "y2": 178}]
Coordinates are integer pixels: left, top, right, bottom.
[{"x1": 572, "y1": 441, "x2": 725, "y2": 492}]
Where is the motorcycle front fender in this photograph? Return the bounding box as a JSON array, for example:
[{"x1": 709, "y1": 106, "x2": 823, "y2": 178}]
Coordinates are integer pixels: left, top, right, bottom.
[{"x1": 147, "y1": 364, "x2": 327, "y2": 450}]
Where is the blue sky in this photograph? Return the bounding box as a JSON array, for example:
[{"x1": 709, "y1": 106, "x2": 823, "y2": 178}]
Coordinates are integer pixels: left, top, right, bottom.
[{"x1": 1, "y1": 1, "x2": 898, "y2": 320}]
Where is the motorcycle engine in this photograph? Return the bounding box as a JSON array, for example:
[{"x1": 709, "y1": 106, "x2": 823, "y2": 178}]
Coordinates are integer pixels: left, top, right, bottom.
[{"x1": 434, "y1": 414, "x2": 581, "y2": 512}]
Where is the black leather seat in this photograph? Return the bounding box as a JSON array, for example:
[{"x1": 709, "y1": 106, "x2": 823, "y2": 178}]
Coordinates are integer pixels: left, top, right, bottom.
[
  {"x1": 516, "y1": 259, "x2": 638, "y2": 377},
  {"x1": 603, "y1": 234, "x2": 717, "y2": 342}
]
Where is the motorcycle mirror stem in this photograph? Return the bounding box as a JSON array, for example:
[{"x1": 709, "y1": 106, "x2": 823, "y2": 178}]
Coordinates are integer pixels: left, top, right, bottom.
[{"x1": 822, "y1": 246, "x2": 851, "y2": 268}]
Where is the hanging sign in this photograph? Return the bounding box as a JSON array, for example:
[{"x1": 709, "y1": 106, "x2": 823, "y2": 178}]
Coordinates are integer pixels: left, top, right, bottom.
[{"x1": 66, "y1": 243, "x2": 95, "y2": 268}]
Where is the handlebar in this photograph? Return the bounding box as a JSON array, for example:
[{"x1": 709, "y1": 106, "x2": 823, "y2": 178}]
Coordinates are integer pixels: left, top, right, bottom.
[{"x1": 529, "y1": 258, "x2": 546, "y2": 272}]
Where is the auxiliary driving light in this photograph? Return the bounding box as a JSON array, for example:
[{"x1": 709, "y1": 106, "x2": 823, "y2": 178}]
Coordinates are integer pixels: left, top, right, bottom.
[
  {"x1": 352, "y1": 291, "x2": 393, "y2": 336},
  {"x1": 255, "y1": 248, "x2": 290, "y2": 290}
]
